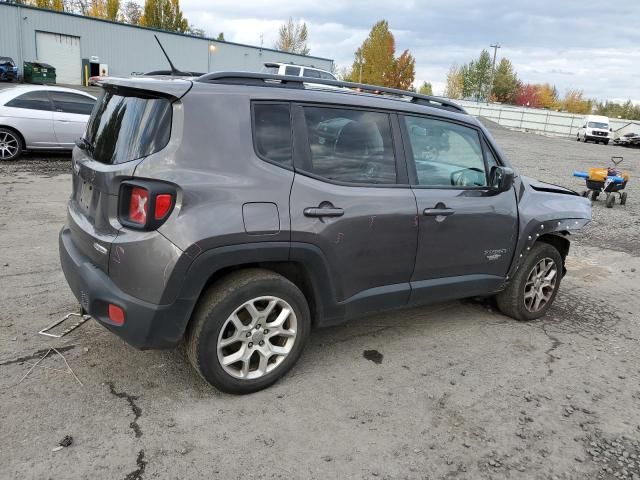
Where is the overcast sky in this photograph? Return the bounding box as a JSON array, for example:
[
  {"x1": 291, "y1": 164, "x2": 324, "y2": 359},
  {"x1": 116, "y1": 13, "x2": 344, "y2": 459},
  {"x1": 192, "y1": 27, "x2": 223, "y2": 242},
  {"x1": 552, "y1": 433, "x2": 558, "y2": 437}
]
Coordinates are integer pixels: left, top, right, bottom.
[{"x1": 179, "y1": 0, "x2": 638, "y2": 102}]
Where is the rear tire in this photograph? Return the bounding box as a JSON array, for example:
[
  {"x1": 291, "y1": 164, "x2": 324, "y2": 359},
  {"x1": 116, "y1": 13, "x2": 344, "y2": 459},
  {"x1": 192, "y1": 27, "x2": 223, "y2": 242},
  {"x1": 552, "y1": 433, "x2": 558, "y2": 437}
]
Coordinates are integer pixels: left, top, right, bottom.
[
  {"x1": 0, "y1": 127, "x2": 22, "y2": 161},
  {"x1": 590, "y1": 191, "x2": 599, "y2": 201},
  {"x1": 185, "y1": 269, "x2": 310, "y2": 394},
  {"x1": 496, "y1": 242, "x2": 563, "y2": 321},
  {"x1": 604, "y1": 140, "x2": 609, "y2": 145}
]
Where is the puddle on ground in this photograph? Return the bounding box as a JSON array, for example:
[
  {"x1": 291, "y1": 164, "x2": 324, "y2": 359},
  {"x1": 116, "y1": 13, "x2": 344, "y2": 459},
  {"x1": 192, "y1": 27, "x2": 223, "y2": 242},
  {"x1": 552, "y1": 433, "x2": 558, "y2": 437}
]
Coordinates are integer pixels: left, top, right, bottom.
[{"x1": 363, "y1": 349, "x2": 383, "y2": 364}]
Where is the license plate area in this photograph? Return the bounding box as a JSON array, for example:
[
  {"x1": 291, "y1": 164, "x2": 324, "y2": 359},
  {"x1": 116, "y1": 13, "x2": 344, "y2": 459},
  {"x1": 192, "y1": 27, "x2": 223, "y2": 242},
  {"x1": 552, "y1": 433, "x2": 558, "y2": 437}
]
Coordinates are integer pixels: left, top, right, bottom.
[{"x1": 77, "y1": 179, "x2": 93, "y2": 212}]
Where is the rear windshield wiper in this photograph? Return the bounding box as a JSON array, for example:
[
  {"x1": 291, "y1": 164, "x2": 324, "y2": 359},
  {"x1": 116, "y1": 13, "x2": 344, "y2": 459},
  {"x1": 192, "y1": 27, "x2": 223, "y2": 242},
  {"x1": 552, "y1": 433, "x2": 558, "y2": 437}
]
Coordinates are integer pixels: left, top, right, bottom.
[{"x1": 75, "y1": 137, "x2": 94, "y2": 155}]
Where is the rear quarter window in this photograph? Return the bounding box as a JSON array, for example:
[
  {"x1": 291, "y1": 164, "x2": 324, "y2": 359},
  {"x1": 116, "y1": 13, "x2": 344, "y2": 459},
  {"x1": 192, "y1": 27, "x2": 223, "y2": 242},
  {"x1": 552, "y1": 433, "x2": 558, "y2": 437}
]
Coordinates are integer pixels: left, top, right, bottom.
[
  {"x1": 252, "y1": 102, "x2": 292, "y2": 167},
  {"x1": 83, "y1": 89, "x2": 172, "y2": 164}
]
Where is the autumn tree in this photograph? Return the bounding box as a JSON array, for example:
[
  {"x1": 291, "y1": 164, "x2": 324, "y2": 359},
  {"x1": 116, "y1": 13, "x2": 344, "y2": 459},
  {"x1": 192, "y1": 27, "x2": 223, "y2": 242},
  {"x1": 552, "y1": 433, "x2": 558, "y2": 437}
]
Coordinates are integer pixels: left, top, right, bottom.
[
  {"x1": 388, "y1": 50, "x2": 416, "y2": 90},
  {"x1": 34, "y1": 0, "x2": 64, "y2": 10},
  {"x1": 536, "y1": 83, "x2": 560, "y2": 110},
  {"x1": 142, "y1": 0, "x2": 189, "y2": 33},
  {"x1": 86, "y1": 0, "x2": 118, "y2": 20},
  {"x1": 121, "y1": 1, "x2": 142, "y2": 24},
  {"x1": 274, "y1": 18, "x2": 309, "y2": 55},
  {"x1": 515, "y1": 83, "x2": 541, "y2": 108},
  {"x1": 444, "y1": 64, "x2": 464, "y2": 99},
  {"x1": 562, "y1": 89, "x2": 591, "y2": 114},
  {"x1": 346, "y1": 20, "x2": 415, "y2": 90},
  {"x1": 491, "y1": 58, "x2": 519, "y2": 103},
  {"x1": 418, "y1": 81, "x2": 433, "y2": 95}
]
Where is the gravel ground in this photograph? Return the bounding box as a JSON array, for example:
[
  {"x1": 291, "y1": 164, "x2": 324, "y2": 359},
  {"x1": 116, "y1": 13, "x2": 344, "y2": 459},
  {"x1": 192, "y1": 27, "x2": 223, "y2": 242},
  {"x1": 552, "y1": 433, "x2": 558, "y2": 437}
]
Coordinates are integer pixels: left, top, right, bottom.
[{"x1": 1, "y1": 125, "x2": 639, "y2": 480}]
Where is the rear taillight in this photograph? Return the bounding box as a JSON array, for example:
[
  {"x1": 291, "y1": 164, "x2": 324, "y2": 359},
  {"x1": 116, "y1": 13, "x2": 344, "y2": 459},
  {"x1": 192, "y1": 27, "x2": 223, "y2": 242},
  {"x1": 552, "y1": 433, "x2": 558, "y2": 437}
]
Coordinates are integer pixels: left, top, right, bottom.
[
  {"x1": 119, "y1": 180, "x2": 176, "y2": 230},
  {"x1": 129, "y1": 187, "x2": 149, "y2": 225}
]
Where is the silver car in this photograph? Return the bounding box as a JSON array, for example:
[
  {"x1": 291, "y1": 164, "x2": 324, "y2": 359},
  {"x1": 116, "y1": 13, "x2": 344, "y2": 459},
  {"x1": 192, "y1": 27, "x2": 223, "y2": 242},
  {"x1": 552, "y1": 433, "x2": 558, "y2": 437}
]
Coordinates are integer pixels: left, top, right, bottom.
[{"x1": 0, "y1": 85, "x2": 96, "y2": 161}]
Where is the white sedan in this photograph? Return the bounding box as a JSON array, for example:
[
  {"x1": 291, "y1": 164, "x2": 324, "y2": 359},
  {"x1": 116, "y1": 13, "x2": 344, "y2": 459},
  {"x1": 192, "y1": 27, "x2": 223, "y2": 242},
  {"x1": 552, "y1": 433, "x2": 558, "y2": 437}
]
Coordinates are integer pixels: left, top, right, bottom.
[{"x1": 0, "y1": 85, "x2": 96, "y2": 161}]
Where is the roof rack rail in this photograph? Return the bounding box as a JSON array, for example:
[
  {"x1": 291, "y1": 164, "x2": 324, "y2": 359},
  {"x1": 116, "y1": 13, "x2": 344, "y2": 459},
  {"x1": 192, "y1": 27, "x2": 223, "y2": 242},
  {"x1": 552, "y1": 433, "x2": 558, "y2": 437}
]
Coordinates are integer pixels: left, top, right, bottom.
[{"x1": 197, "y1": 72, "x2": 466, "y2": 114}]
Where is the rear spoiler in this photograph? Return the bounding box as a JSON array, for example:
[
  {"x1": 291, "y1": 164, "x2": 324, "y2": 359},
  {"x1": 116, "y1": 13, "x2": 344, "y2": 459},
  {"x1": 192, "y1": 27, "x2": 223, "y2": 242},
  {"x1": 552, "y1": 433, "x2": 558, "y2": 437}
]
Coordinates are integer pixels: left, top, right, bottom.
[{"x1": 101, "y1": 76, "x2": 193, "y2": 100}]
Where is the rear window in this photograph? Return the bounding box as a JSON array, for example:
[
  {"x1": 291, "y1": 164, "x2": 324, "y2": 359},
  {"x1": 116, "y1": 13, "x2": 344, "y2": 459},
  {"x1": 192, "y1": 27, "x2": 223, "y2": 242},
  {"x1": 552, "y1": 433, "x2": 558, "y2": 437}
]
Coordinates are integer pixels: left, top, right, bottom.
[{"x1": 83, "y1": 89, "x2": 172, "y2": 164}]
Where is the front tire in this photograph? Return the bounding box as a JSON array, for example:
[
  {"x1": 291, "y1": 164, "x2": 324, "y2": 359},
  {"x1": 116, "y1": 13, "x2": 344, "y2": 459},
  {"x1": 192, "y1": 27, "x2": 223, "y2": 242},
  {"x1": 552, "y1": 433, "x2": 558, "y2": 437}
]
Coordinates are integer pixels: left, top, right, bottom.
[
  {"x1": 496, "y1": 243, "x2": 563, "y2": 321},
  {"x1": 185, "y1": 269, "x2": 310, "y2": 394},
  {"x1": 0, "y1": 128, "x2": 22, "y2": 161}
]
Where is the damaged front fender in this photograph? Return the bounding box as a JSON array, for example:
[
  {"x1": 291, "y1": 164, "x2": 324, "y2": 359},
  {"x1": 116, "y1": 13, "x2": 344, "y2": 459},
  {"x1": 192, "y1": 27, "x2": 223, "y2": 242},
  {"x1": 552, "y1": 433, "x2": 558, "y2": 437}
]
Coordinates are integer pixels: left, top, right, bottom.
[{"x1": 507, "y1": 176, "x2": 592, "y2": 279}]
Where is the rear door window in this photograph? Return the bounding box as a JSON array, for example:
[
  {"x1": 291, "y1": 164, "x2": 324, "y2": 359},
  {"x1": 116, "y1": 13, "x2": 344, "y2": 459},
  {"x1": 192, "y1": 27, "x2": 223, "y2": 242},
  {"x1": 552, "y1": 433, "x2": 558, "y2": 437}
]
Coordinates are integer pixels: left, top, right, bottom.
[
  {"x1": 300, "y1": 106, "x2": 397, "y2": 184},
  {"x1": 83, "y1": 89, "x2": 172, "y2": 164},
  {"x1": 50, "y1": 91, "x2": 95, "y2": 115},
  {"x1": 5, "y1": 91, "x2": 53, "y2": 111}
]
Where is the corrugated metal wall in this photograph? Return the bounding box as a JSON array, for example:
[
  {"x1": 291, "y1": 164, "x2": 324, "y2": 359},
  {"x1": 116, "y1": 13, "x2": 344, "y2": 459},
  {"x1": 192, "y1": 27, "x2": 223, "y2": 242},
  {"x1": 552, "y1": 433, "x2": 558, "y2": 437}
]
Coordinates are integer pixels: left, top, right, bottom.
[
  {"x1": 453, "y1": 99, "x2": 636, "y2": 138},
  {"x1": 0, "y1": 4, "x2": 334, "y2": 84}
]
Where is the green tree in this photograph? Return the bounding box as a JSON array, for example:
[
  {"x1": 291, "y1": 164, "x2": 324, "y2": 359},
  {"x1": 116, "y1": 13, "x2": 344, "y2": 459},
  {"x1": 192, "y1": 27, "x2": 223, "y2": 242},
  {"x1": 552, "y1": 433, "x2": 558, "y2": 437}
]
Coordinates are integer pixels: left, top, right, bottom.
[
  {"x1": 216, "y1": 32, "x2": 225, "y2": 41},
  {"x1": 418, "y1": 81, "x2": 433, "y2": 95},
  {"x1": 457, "y1": 50, "x2": 493, "y2": 100},
  {"x1": 491, "y1": 58, "x2": 519, "y2": 103},
  {"x1": 346, "y1": 20, "x2": 415, "y2": 90},
  {"x1": 142, "y1": 0, "x2": 189, "y2": 33},
  {"x1": 274, "y1": 17, "x2": 309, "y2": 55}
]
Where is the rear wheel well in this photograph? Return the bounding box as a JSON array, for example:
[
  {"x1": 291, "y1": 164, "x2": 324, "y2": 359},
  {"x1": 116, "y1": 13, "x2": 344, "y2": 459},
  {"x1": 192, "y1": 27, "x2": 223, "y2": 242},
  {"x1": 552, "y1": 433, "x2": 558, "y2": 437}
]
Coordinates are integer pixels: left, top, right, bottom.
[
  {"x1": 198, "y1": 262, "x2": 319, "y2": 326},
  {"x1": 0, "y1": 125, "x2": 25, "y2": 149}
]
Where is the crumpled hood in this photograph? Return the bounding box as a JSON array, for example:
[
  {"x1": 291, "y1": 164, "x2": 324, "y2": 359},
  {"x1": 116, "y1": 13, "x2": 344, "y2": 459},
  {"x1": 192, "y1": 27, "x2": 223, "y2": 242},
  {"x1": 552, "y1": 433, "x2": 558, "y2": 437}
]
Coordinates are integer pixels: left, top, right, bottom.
[{"x1": 520, "y1": 175, "x2": 579, "y2": 196}]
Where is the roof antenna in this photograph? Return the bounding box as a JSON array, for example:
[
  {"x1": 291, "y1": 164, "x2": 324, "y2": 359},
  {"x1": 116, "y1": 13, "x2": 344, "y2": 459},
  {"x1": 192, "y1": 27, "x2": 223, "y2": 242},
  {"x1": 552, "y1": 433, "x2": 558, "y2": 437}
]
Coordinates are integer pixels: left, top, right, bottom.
[{"x1": 154, "y1": 34, "x2": 181, "y2": 76}]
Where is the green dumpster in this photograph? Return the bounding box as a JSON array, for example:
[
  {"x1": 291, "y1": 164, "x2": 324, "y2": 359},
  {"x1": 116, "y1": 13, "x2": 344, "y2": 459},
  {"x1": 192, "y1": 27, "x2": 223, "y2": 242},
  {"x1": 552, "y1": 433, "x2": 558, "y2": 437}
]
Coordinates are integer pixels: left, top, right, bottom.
[{"x1": 23, "y1": 62, "x2": 56, "y2": 84}]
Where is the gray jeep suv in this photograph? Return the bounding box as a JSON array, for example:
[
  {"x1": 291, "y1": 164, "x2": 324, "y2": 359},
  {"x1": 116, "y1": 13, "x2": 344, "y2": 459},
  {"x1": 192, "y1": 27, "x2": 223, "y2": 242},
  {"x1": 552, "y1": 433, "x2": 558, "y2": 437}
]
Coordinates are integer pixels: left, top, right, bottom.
[{"x1": 59, "y1": 73, "x2": 591, "y2": 394}]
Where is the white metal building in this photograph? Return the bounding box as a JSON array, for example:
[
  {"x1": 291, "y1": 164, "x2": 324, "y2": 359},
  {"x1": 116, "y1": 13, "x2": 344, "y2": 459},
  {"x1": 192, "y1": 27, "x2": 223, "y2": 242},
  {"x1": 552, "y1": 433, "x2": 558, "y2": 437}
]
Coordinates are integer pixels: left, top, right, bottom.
[{"x1": 0, "y1": 3, "x2": 334, "y2": 85}]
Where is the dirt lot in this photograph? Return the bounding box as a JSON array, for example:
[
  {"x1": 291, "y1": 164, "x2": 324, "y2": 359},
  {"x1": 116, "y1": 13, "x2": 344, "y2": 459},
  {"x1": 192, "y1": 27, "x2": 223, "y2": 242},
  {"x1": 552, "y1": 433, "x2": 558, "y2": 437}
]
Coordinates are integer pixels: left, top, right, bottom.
[{"x1": 1, "y1": 124, "x2": 639, "y2": 480}]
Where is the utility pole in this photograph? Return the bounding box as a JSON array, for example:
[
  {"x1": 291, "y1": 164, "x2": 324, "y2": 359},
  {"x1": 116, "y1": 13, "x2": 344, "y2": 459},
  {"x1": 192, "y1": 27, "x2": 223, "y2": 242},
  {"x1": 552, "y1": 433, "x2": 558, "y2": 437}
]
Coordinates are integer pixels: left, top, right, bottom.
[{"x1": 489, "y1": 43, "x2": 501, "y2": 104}]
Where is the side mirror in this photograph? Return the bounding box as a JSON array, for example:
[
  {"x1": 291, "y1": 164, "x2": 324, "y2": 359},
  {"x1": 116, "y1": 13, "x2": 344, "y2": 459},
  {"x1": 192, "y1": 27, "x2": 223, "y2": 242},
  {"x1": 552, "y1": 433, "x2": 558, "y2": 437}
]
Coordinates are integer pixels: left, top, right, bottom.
[{"x1": 489, "y1": 166, "x2": 515, "y2": 193}]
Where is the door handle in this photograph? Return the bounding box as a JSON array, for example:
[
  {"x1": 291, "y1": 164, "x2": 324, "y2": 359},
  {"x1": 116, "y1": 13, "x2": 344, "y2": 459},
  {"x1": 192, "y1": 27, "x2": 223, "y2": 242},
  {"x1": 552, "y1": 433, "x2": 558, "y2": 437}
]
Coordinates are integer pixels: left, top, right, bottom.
[
  {"x1": 423, "y1": 207, "x2": 455, "y2": 216},
  {"x1": 303, "y1": 207, "x2": 344, "y2": 218}
]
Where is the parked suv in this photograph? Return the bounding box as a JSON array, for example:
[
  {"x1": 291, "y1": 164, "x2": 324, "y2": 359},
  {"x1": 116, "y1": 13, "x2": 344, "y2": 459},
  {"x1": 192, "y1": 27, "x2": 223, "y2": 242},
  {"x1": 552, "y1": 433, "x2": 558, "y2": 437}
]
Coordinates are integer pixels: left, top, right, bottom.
[{"x1": 59, "y1": 73, "x2": 591, "y2": 394}]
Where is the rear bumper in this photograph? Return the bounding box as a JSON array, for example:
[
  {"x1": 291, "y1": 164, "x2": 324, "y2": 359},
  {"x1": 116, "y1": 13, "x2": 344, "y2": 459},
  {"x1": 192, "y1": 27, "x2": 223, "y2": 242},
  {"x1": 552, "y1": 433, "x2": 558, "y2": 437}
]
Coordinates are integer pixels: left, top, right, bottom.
[{"x1": 59, "y1": 226, "x2": 193, "y2": 349}]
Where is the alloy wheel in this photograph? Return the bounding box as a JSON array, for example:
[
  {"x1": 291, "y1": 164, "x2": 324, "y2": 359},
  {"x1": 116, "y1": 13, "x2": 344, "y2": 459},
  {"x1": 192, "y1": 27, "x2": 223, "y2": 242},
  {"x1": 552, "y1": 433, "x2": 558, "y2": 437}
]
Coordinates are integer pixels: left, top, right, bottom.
[
  {"x1": 523, "y1": 257, "x2": 558, "y2": 312},
  {"x1": 216, "y1": 296, "x2": 298, "y2": 380},
  {"x1": 0, "y1": 131, "x2": 19, "y2": 160}
]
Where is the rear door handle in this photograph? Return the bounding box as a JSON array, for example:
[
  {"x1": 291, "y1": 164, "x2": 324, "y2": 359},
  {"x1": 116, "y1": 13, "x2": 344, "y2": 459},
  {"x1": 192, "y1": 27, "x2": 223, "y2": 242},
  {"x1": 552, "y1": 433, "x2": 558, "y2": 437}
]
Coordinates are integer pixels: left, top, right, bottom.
[
  {"x1": 303, "y1": 207, "x2": 344, "y2": 218},
  {"x1": 423, "y1": 207, "x2": 455, "y2": 216}
]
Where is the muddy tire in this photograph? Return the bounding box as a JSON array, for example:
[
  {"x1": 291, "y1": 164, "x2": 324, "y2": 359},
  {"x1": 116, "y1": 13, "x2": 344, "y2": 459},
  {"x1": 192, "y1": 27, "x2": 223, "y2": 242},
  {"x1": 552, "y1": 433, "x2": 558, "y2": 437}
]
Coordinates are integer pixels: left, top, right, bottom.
[
  {"x1": 185, "y1": 269, "x2": 310, "y2": 394},
  {"x1": 496, "y1": 242, "x2": 563, "y2": 321}
]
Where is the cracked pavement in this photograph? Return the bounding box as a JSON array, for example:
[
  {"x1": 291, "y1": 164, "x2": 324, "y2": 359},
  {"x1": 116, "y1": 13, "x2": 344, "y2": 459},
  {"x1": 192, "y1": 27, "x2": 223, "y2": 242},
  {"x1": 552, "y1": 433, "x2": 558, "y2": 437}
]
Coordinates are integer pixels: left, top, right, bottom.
[{"x1": 1, "y1": 123, "x2": 639, "y2": 479}]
